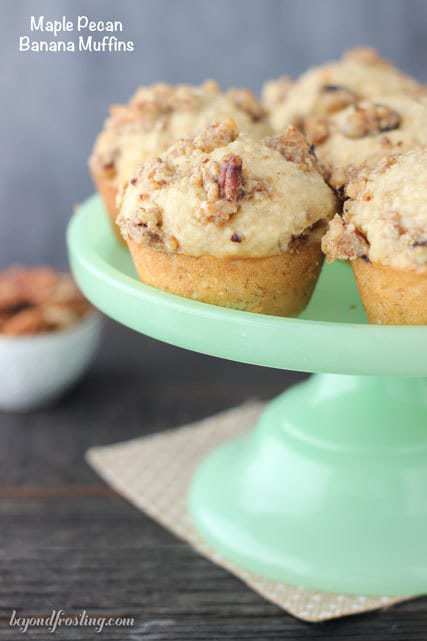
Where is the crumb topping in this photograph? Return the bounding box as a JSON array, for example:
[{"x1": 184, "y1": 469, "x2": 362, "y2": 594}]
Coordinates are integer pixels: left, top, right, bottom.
[
  {"x1": 265, "y1": 126, "x2": 319, "y2": 172},
  {"x1": 322, "y1": 148, "x2": 427, "y2": 271},
  {"x1": 333, "y1": 101, "x2": 401, "y2": 139},
  {"x1": 261, "y1": 76, "x2": 294, "y2": 111},
  {"x1": 89, "y1": 82, "x2": 271, "y2": 189},
  {"x1": 269, "y1": 47, "x2": 425, "y2": 133},
  {"x1": 308, "y1": 95, "x2": 427, "y2": 189},
  {"x1": 228, "y1": 88, "x2": 266, "y2": 122},
  {"x1": 321, "y1": 214, "x2": 369, "y2": 261},
  {"x1": 312, "y1": 84, "x2": 358, "y2": 117},
  {"x1": 117, "y1": 123, "x2": 336, "y2": 258}
]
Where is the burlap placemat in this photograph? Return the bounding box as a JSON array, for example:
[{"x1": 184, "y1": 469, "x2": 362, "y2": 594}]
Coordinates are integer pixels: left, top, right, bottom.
[{"x1": 87, "y1": 402, "x2": 411, "y2": 622}]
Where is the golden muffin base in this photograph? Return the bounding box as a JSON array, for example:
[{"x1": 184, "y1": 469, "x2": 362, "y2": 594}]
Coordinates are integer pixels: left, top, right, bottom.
[
  {"x1": 91, "y1": 169, "x2": 124, "y2": 244},
  {"x1": 352, "y1": 258, "x2": 427, "y2": 325},
  {"x1": 127, "y1": 237, "x2": 324, "y2": 317}
]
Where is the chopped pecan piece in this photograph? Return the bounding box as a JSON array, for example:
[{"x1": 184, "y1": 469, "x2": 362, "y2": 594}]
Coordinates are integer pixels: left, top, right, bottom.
[
  {"x1": 322, "y1": 215, "x2": 369, "y2": 261},
  {"x1": 244, "y1": 177, "x2": 270, "y2": 198},
  {"x1": 218, "y1": 155, "x2": 243, "y2": 201},
  {"x1": 0, "y1": 267, "x2": 90, "y2": 335},
  {"x1": 303, "y1": 115, "x2": 329, "y2": 145},
  {"x1": 265, "y1": 126, "x2": 318, "y2": 171},
  {"x1": 198, "y1": 200, "x2": 240, "y2": 226},
  {"x1": 314, "y1": 84, "x2": 358, "y2": 116},
  {"x1": 230, "y1": 232, "x2": 243, "y2": 243},
  {"x1": 229, "y1": 89, "x2": 266, "y2": 122},
  {"x1": 345, "y1": 173, "x2": 368, "y2": 199},
  {"x1": 167, "y1": 137, "x2": 196, "y2": 158},
  {"x1": 2, "y1": 308, "x2": 48, "y2": 336},
  {"x1": 336, "y1": 101, "x2": 401, "y2": 139},
  {"x1": 42, "y1": 304, "x2": 80, "y2": 329},
  {"x1": 193, "y1": 119, "x2": 239, "y2": 153},
  {"x1": 119, "y1": 204, "x2": 163, "y2": 245},
  {"x1": 139, "y1": 158, "x2": 174, "y2": 189},
  {"x1": 164, "y1": 235, "x2": 180, "y2": 252},
  {"x1": 138, "y1": 204, "x2": 163, "y2": 231},
  {"x1": 201, "y1": 160, "x2": 221, "y2": 202}
]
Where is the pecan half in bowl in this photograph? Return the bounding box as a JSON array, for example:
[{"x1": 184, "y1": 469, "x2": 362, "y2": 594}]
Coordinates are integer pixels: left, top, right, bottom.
[{"x1": 0, "y1": 267, "x2": 101, "y2": 411}]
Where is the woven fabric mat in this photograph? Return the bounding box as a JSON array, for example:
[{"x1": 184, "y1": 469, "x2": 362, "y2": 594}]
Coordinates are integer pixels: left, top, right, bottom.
[{"x1": 87, "y1": 402, "x2": 411, "y2": 622}]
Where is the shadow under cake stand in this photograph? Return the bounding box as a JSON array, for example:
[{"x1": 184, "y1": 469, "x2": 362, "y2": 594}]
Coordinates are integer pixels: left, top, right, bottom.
[{"x1": 68, "y1": 195, "x2": 427, "y2": 597}]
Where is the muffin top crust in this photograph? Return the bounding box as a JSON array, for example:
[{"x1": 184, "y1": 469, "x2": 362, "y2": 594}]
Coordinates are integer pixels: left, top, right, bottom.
[
  {"x1": 269, "y1": 47, "x2": 424, "y2": 132},
  {"x1": 322, "y1": 148, "x2": 427, "y2": 272},
  {"x1": 261, "y1": 75, "x2": 294, "y2": 113},
  {"x1": 308, "y1": 94, "x2": 427, "y2": 189},
  {"x1": 89, "y1": 81, "x2": 272, "y2": 188},
  {"x1": 117, "y1": 120, "x2": 336, "y2": 258}
]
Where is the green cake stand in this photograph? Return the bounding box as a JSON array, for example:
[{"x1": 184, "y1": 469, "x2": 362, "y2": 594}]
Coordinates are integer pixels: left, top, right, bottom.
[{"x1": 68, "y1": 195, "x2": 427, "y2": 597}]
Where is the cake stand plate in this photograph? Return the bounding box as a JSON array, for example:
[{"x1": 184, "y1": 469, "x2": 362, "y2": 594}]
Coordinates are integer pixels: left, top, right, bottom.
[{"x1": 68, "y1": 196, "x2": 427, "y2": 596}]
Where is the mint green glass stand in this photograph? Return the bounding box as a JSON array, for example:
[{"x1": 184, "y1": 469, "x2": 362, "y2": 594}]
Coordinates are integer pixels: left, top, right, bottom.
[{"x1": 68, "y1": 196, "x2": 427, "y2": 597}]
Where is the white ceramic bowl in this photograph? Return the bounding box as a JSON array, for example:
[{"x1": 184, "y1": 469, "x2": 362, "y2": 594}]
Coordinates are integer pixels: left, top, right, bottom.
[{"x1": 0, "y1": 312, "x2": 102, "y2": 411}]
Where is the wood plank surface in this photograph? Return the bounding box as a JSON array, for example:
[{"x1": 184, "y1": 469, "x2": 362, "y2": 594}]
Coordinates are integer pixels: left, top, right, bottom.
[{"x1": 0, "y1": 320, "x2": 425, "y2": 640}]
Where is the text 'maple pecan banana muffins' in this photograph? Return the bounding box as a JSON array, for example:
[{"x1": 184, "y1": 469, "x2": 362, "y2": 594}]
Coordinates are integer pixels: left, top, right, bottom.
[
  {"x1": 89, "y1": 81, "x2": 272, "y2": 241},
  {"x1": 266, "y1": 47, "x2": 425, "y2": 134},
  {"x1": 304, "y1": 94, "x2": 427, "y2": 191},
  {"x1": 117, "y1": 120, "x2": 336, "y2": 316},
  {"x1": 322, "y1": 148, "x2": 427, "y2": 325}
]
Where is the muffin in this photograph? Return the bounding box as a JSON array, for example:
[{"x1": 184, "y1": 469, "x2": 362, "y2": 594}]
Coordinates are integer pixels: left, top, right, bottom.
[
  {"x1": 117, "y1": 120, "x2": 336, "y2": 316},
  {"x1": 322, "y1": 148, "x2": 427, "y2": 324},
  {"x1": 89, "y1": 81, "x2": 271, "y2": 240},
  {"x1": 305, "y1": 94, "x2": 427, "y2": 190},
  {"x1": 267, "y1": 47, "x2": 425, "y2": 133}
]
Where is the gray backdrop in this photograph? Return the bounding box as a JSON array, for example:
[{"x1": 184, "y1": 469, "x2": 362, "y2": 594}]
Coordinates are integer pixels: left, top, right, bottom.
[{"x1": 1, "y1": 0, "x2": 427, "y2": 268}]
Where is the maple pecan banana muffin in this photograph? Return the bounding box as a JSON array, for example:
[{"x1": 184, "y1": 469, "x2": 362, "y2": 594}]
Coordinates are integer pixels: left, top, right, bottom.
[
  {"x1": 305, "y1": 94, "x2": 427, "y2": 191},
  {"x1": 89, "y1": 81, "x2": 271, "y2": 240},
  {"x1": 117, "y1": 120, "x2": 336, "y2": 316},
  {"x1": 267, "y1": 47, "x2": 425, "y2": 134},
  {"x1": 322, "y1": 148, "x2": 427, "y2": 324}
]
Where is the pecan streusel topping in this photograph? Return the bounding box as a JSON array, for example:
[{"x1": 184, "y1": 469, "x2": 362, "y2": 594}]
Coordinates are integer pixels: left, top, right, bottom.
[
  {"x1": 309, "y1": 95, "x2": 427, "y2": 190},
  {"x1": 322, "y1": 148, "x2": 427, "y2": 271},
  {"x1": 322, "y1": 214, "x2": 369, "y2": 261},
  {"x1": 334, "y1": 101, "x2": 401, "y2": 139},
  {"x1": 265, "y1": 126, "x2": 319, "y2": 172},
  {"x1": 118, "y1": 123, "x2": 336, "y2": 258},
  {"x1": 269, "y1": 47, "x2": 425, "y2": 133},
  {"x1": 90, "y1": 82, "x2": 272, "y2": 190},
  {"x1": 312, "y1": 84, "x2": 358, "y2": 116}
]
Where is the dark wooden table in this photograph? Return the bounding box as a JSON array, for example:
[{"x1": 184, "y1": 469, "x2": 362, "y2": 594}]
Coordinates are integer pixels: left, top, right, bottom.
[{"x1": 1, "y1": 320, "x2": 426, "y2": 640}]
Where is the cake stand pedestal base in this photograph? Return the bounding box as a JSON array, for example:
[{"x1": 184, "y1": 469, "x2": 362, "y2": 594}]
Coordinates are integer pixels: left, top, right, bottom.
[{"x1": 189, "y1": 374, "x2": 427, "y2": 596}]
